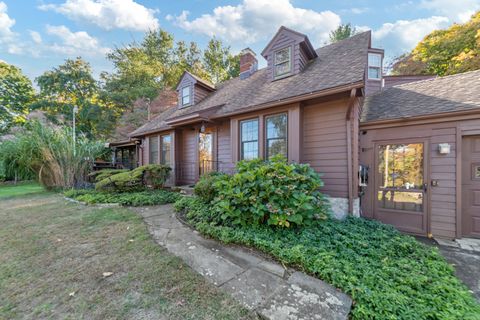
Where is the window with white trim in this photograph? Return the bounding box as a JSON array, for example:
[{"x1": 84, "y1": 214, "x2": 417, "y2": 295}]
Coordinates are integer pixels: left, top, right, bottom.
[
  {"x1": 274, "y1": 47, "x2": 292, "y2": 78},
  {"x1": 240, "y1": 119, "x2": 259, "y2": 160},
  {"x1": 368, "y1": 53, "x2": 382, "y2": 80},
  {"x1": 181, "y1": 86, "x2": 190, "y2": 106},
  {"x1": 265, "y1": 113, "x2": 287, "y2": 159}
]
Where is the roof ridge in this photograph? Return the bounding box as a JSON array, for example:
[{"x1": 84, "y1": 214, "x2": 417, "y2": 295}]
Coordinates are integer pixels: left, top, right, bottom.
[
  {"x1": 392, "y1": 69, "x2": 480, "y2": 88},
  {"x1": 314, "y1": 30, "x2": 371, "y2": 52}
]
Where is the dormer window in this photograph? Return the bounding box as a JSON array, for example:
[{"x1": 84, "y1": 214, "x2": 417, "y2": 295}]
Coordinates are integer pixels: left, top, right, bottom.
[
  {"x1": 274, "y1": 47, "x2": 292, "y2": 79},
  {"x1": 181, "y1": 86, "x2": 191, "y2": 106},
  {"x1": 368, "y1": 53, "x2": 382, "y2": 80}
]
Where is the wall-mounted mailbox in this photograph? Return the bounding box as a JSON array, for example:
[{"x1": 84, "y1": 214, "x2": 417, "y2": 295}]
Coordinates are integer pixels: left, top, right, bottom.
[{"x1": 438, "y1": 143, "x2": 451, "y2": 155}]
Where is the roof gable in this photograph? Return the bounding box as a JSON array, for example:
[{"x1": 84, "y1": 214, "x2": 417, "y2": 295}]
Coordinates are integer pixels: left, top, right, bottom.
[{"x1": 261, "y1": 26, "x2": 316, "y2": 59}]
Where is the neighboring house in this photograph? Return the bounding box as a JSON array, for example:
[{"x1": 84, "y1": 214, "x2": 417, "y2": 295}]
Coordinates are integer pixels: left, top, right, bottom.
[{"x1": 126, "y1": 26, "x2": 480, "y2": 239}]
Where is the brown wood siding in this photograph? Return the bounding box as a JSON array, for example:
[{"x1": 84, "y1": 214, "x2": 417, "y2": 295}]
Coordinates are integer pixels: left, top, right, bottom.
[
  {"x1": 302, "y1": 98, "x2": 350, "y2": 198},
  {"x1": 180, "y1": 129, "x2": 197, "y2": 184},
  {"x1": 194, "y1": 85, "x2": 210, "y2": 104},
  {"x1": 216, "y1": 120, "x2": 234, "y2": 173}
]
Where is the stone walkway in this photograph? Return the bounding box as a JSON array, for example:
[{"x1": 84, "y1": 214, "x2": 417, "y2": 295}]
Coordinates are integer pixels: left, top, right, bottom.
[{"x1": 133, "y1": 204, "x2": 352, "y2": 320}]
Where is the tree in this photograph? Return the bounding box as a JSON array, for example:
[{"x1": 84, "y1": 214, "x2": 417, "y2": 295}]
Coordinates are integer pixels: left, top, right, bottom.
[
  {"x1": 329, "y1": 23, "x2": 357, "y2": 43},
  {"x1": 203, "y1": 38, "x2": 240, "y2": 84},
  {"x1": 389, "y1": 53, "x2": 430, "y2": 75},
  {"x1": 35, "y1": 57, "x2": 119, "y2": 138},
  {"x1": 392, "y1": 11, "x2": 480, "y2": 76},
  {"x1": 0, "y1": 62, "x2": 35, "y2": 133},
  {"x1": 104, "y1": 29, "x2": 240, "y2": 109}
]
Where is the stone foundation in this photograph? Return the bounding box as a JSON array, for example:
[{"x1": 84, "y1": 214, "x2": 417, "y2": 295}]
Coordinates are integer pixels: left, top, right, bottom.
[{"x1": 327, "y1": 197, "x2": 360, "y2": 220}]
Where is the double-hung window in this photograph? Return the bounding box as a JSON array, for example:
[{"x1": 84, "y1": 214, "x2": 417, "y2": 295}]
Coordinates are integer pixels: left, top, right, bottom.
[
  {"x1": 161, "y1": 135, "x2": 171, "y2": 165},
  {"x1": 240, "y1": 119, "x2": 259, "y2": 160},
  {"x1": 181, "y1": 86, "x2": 190, "y2": 106},
  {"x1": 149, "y1": 136, "x2": 159, "y2": 164},
  {"x1": 368, "y1": 53, "x2": 382, "y2": 80},
  {"x1": 274, "y1": 47, "x2": 292, "y2": 79},
  {"x1": 265, "y1": 113, "x2": 287, "y2": 159}
]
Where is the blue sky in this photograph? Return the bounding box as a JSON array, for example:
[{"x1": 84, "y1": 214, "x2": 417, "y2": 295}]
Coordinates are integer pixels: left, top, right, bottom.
[{"x1": 1, "y1": 0, "x2": 479, "y2": 82}]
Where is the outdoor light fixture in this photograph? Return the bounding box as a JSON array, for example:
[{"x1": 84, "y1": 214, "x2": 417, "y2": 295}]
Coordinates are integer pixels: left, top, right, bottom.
[
  {"x1": 200, "y1": 123, "x2": 206, "y2": 133},
  {"x1": 438, "y1": 143, "x2": 451, "y2": 155}
]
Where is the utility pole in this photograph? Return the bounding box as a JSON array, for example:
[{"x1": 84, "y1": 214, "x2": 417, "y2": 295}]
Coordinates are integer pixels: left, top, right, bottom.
[{"x1": 73, "y1": 106, "x2": 78, "y2": 156}]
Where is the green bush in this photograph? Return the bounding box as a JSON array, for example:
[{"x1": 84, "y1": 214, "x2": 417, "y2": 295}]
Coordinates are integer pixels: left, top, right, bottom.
[
  {"x1": 210, "y1": 155, "x2": 330, "y2": 228},
  {"x1": 194, "y1": 172, "x2": 228, "y2": 203},
  {"x1": 65, "y1": 189, "x2": 180, "y2": 206},
  {"x1": 177, "y1": 196, "x2": 480, "y2": 319},
  {"x1": 88, "y1": 169, "x2": 129, "y2": 182},
  {"x1": 95, "y1": 164, "x2": 171, "y2": 193}
]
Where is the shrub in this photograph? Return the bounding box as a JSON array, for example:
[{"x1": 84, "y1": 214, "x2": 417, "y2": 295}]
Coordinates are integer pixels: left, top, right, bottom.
[
  {"x1": 95, "y1": 164, "x2": 171, "y2": 193},
  {"x1": 176, "y1": 196, "x2": 480, "y2": 319},
  {"x1": 211, "y1": 155, "x2": 330, "y2": 228},
  {"x1": 65, "y1": 189, "x2": 180, "y2": 206},
  {"x1": 88, "y1": 169, "x2": 129, "y2": 182},
  {"x1": 194, "y1": 172, "x2": 228, "y2": 203}
]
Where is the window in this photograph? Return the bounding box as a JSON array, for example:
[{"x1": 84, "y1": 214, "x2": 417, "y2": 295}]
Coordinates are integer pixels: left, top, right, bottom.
[
  {"x1": 377, "y1": 143, "x2": 424, "y2": 212},
  {"x1": 265, "y1": 113, "x2": 287, "y2": 159},
  {"x1": 240, "y1": 119, "x2": 259, "y2": 160},
  {"x1": 161, "y1": 135, "x2": 171, "y2": 165},
  {"x1": 149, "y1": 136, "x2": 159, "y2": 164},
  {"x1": 368, "y1": 53, "x2": 382, "y2": 79},
  {"x1": 181, "y1": 86, "x2": 190, "y2": 106},
  {"x1": 274, "y1": 47, "x2": 292, "y2": 78}
]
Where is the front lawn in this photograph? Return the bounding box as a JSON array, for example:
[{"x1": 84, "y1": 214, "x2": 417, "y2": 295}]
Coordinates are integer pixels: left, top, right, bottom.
[
  {"x1": 176, "y1": 196, "x2": 480, "y2": 319},
  {"x1": 64, "y1": 188, "x2": 181, "y2": 206},
  {"x1": 0, "y1": 182, "x2": 45, "y2": 200},
  {"x1": 0, "y1": 189, "x2": 252, "y2": 319}
]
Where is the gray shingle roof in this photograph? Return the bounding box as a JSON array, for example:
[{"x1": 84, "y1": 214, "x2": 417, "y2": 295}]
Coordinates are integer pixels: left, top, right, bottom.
[
  {"x1": 361, "y1": 70, "x2": 480, "y2": 123},
  {"x1": 169, "y1": 31, "x2": 370, "y2": 120},
  {"x1": 130, "y1": 31, "x2": 371, "y2": 136}
]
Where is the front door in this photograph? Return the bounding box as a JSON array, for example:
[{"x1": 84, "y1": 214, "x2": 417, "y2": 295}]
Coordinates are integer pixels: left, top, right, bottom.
[
  {"x1": 462, "y1": 136, "x2": 480, "y2": 238},
  {"x1": 374, "y1": 142, "x2": 428, "y2": 235},
  {"x1": 199, "y1": 132, "x2": 213, "y2": 176}
]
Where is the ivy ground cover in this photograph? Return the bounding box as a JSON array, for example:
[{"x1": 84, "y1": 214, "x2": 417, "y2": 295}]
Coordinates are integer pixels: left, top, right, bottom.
[{"x1": 176, "y1": 197, "x2": 480, "y2": 319}]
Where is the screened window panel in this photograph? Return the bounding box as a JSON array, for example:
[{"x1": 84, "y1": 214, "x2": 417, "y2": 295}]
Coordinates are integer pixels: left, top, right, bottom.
[
  {"x1": 368, "y1": 53, "x2": 382, "y2": 67},
  {"x1": 161, "y1": 135, "x2": 171, "y2": 165},
  {"x1": 240, "y1": 119, "x2": 259, "y2": 160},
  {"x1": 368, "y1": 67, "x2": 381, "y2": 79},
  {"x1": 149, "y1": 136, "x2": 159, "y2": 164},
  {"x1": 265, "y1": 114, "x2": 287, "y2": 159}
]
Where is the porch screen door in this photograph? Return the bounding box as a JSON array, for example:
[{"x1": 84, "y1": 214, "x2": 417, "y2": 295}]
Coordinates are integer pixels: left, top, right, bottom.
[
  {"x1": 199, "y1": 132, "x2": 213, "y2": 175},
  {"x1": 375, "y1": 142, "x2": 428, "y2": 235}
]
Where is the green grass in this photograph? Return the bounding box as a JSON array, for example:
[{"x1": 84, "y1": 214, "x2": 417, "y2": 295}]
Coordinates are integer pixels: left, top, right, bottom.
[
  {"x1": 176, "y1": 196, "x2": 480, "y2": 320},
  {"x1": 0, "y1": 182, "x2": 45, "y2": 200},
  {"x1": 64, "y1": 188, "x2": 181, "y2": 206},
  {"x1": 0, "y1": 189, "x2": 252, "y2": 319}
]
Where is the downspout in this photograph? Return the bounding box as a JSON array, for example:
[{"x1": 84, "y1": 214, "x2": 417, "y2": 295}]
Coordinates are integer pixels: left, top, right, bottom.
[{"x1": 345, "y1": 88, "x2": 357, "y2": 215}]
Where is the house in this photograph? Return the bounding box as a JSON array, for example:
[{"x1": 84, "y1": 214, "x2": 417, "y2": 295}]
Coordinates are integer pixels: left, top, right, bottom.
[{"x1": 126, "y1": 26, "x2": 480, "y2": 239}]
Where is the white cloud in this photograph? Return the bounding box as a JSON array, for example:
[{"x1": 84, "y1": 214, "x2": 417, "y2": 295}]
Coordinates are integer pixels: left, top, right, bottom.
[
  {"x1": 29, "y1": 30, "x2": 42, "y2": 44},
  {"x1": 372, "y1": 16, "x2": 450, "y2": 55},
  {"x1": 39, "y1": 0, "x2": 159, "y2": 31},
  {"x1": 45, "y1": 25, "x2": 110, "y2": 56},
  {"x1": 169, "y1": 0, "x2": 340, "y2": 46},
  {"x1": 0, "y1": 1, "x2": 21, "y2": 53},
  {"x1": 420, "y1": 0, "x2": 479, "y2": 23}
]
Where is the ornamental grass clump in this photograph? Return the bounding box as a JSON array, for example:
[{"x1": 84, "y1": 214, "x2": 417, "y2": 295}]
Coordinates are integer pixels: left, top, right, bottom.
[
  {"x1": 95, "y1": 164, "x2": 171, "y2": 192},
  {"x1": 209, "y1": 155, "x2": 330, "y2": 228}
]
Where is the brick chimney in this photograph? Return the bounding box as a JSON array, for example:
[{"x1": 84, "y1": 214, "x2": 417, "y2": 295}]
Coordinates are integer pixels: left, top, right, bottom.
[{"x1": 239, "y1": 48, "x2": 258, "y2": 80}]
